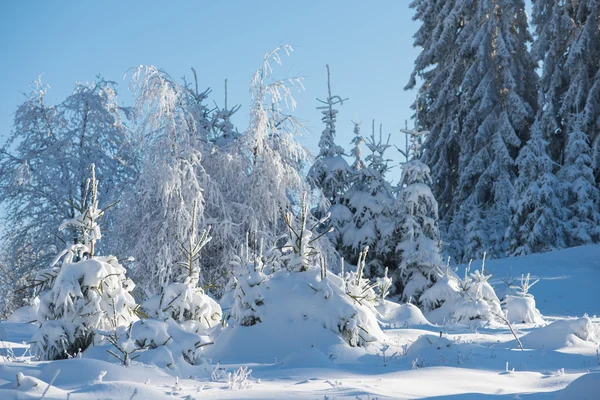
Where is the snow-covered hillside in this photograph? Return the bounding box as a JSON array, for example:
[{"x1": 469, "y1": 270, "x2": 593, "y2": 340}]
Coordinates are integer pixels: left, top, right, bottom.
[{"x1": 0, "y1": 245, "x2": 598, "y2": 399}]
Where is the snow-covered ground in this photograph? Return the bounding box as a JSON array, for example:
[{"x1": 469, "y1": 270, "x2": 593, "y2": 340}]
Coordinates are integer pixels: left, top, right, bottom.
[{"x1": 1, "y1": 245, "x2": 599, "y2": 399}]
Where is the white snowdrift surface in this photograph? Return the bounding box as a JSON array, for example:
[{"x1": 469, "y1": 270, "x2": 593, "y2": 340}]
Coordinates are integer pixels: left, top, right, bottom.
[{"x1": 0, "y1": 245, "x2": 598, "y2": 399}]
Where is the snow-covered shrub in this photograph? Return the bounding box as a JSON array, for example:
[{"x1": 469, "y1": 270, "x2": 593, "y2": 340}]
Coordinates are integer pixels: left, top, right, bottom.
[
  {"x1": 226, "y1": 267, "x2": 384, "y2": 349},
  {"x1": 282, "y1": 194, "x2": 332, "y2": 272},
  {"x1": 376, "y1": 267, "x2": 393, "y2": 302},
  {"x1": 227, "y1": 366, "x2": 253, "y2": 390},
  {"x1": 421, "y1": 256, "x2": 502, "y2": 325},
  {"x1": 503, "y1": 273, "x2": 544, "y2": 324},
  {"x1": 100, "y1": 318, "x2": 214, "y2": 368},
  {"x1": 142, "y1": 201, "x2": 222, "y2": 332},
  {"x1": 31, "y1": 165, "x2": 138, "y2": 360},
  {"x1": 223, "y1": 207, "x2": 385, "y2": 349},
  {"x1": 420, "y1": 264, "x2": 460, "y2": 314},
  {"x1": 451, "y1": 259, "x2": 502, "y2": 322},
  {"x1": 342, "y1": 247, "x2": 378, "y2": 307},
  {"x1": 230, "y1": 265, "x2": 268, "y2": 327}
]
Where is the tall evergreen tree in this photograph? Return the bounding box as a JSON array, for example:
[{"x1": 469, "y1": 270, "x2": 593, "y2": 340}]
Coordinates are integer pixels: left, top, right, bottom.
[
  {"x1": 406, "y1": 0, "x2": 476, "y2": 228},
  {"x1": 394, "y1": 125, "x2": 442, "y2": 301},
  {"x1": 506, "y1": 121, "x2": 566, "y2": 256},
  {"x1": 408, "y1": 0, "x2": 537, "y2": 261},
  {"x1": 308, "y1": 64, "x2": 350, "y2": 206},
  {"x1": 531, "y1": 0, "x2": 600, "y2": 249},
  {"x1": 451, "y1": 0, "x2": 537, "y2": 260},
  {"x1": 558, "y1": 114, "x2": 600, "y2": 246},
  {"x1": 533, "y1": 1, "x2": 600, "y2": 171}
]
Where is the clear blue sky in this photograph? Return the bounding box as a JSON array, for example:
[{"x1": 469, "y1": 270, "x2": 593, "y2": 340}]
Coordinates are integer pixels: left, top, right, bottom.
[{"x1": 0, "y1": 1, "x2": 420, "y2": 183}]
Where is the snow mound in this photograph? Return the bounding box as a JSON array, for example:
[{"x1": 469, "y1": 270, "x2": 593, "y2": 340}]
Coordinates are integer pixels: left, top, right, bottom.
[
  {"x1": 6, "y1": 302, "x2": 38, "y2": 323},
  {"x1": 555, "y1": 372, "x2": 600, "y2": 400},
  {"x1": 87, "y1": 318, "x2": 215, "y2": 371},
  {"x1": 504, "y1": 295, "x2": 545, "y2": 324},
  {"x1": 280, "y1": 347, "x2": 336, "y2": 369},
  {"x1": 376, "y1": 301, "x2": 431, "y2": 327},
  {"x1": 0, "y1": 372, "x2": 69, "y2": 399},
  {"x1": 407, "y1": 334, "x2": 454, "y2": 354},
  {"x1": 142, "y1": 281, "x2": 222, "y2": 331},
  {"x1": 519, "y1": 316, "x2": 597, "y2": 350},
  {"x1": 210, "y1": 269, "x2": 385, "y2": 364}
]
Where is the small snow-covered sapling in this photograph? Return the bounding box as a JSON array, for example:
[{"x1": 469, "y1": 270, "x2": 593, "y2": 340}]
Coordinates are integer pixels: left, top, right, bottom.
[
  {"x1": 511, "y1": 273, "x2": 539, "y2": 297},
  {"x1": 227, "y1": 366, "x2": 253, "y2": 390},
  {"x1": 380, "y1": 343, "x2": 398, "y2": 366}
]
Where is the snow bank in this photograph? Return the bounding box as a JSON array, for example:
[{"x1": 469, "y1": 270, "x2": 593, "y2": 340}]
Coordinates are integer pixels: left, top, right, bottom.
[
  {"x1": 518, "y1": 316, "x2": 597, "y2": 350},
  {"x1": 210, "y1": 268, "x2": 385, "y2": 364},
  {"x1": 376, "y1": 301, "x2": 431, "y2": 327},
  {"x1": 555, "y1": 372, "x2": 600, "y2": 400}
]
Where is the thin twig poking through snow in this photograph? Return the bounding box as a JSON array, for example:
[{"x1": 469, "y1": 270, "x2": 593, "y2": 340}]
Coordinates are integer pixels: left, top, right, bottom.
[
  {"x1": 40, "y1": 369, "x2": 60, "y2": 400},
  {"x1": 495, "y1": 312, "x2": 524, "y2": 351}
]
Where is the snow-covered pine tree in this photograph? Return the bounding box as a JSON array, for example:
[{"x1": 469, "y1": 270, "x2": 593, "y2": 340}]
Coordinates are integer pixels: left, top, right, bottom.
[
  {"x1": 340, "y1": 122, "x2": 395, "y2": 276},
  {"x1": 506, "y1": 120, "x2": 566, "y2": 256},
  {"x1": 453, "y1": 259, "x2": 502, "y2": 322},
  {"x1": 558, "y1": 115, "x2": 600, "y2": 246},
  {"x1": 350, "y1": 121, "x2": 366, "y2": 173},
  {"x1": 210, "y1": 79, "x2": 241, "y2": 147},
  {"x1": 531, "y1": 0, "x2": 578, "y2": 164},
  {"x1": 0, "y1": 77, "x2": 136, "y2": 315},
  {"x1": 408, "y1": 0, "x2": 537, "y2": 261},
  {"x1": 532, "y1": 0, "x2": 600, "y2": 244},
  {"x1": 503, "y1": 272, "x2": 544, "y2": 324},
  {"x1": 329, "y1": 121, "x2": 364, "y2": 255},
  {"x1": 448, "y1": 0, "x2": 537, "y2": 261},
  {"x1": 534, "y1": 0, "x2": 600, "y2": 181},
  {"x1": 229, "y1": 198, "x2": 385, "y2": 347},
  {"x1": 406, "y1": 0, "x2": 477, "y2": 235},
  {"x1": 308, "y1": 65, "x2": 350, "y2": 208},
  {"x1": 31, "y1": 165, "x2": 138, "y2": 360},
  {"x1": 394, "y1": 123, "x2": 442, "y2": 302}
]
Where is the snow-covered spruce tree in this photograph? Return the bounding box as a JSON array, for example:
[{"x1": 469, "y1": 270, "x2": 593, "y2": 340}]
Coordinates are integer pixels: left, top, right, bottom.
[
  {"x1": 531, "y1": 0, "x2": 577, "y2": 164},
  {"x1": 142, "y1": 200, "x2": 222, "y2": 332},
  {"x1": 406, "y1": 0, "x2": 477, "y2": 236},
  {"x1": 506, "y1": 121, "x2": 566, "y2": 256},
  {"x1": 532, "y1": 0, "x2": 600, "y2": 248},
  {"x1": 558, "y1": 115, "x2": 600, "y2": 246},
  {"x1": 0, "y1": 77, "x2": 136, "y2": 315},
  {"x1": 423, "y1": 257, "x2": 501, "y2": 324},
  {"x1": 448, "y1": 0, "x2": 537, "y2": 261},
  {"x1": 210, "y1": 79, "x2": 241, "y2": 147},
  {"x1": 533, "y1": 0, "x2": 600, "y2": 179},
  {"x1": 339, "y1": 122, "x2": 395, "y2": 277},
  {"x1": 408, "y1": 0, "x2": 537, "y2": 261},
  {"x1": 308, "y1": 64, "x2": 350, "y2": 211},
  {"x1": 394, "y1": 126, "x2": 442, "y2": 303},
  {"x1": 328, "y1": 121, "x2": 364, "y2": 259},
  {"x1": 31, "y1": 165, "x2": 138, "y2": 360}
]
